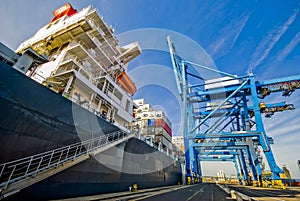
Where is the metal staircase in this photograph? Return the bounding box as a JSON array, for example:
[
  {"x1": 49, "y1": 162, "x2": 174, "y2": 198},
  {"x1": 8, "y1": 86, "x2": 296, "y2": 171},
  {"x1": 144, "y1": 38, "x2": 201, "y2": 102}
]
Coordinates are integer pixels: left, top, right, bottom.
[{"x1": 0, "y1": 130, "x2": 135, "y2": 199}]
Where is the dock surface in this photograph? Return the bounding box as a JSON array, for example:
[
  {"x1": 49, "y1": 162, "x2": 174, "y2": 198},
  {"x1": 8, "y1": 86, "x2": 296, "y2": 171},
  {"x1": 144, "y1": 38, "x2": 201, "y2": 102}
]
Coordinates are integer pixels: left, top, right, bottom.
[
  {"x1": 228, "y1": 185, "x2": 300, "y2": 201},
  {"x1": 53, "y1": 183, "x2": 300, "y2": 201}
]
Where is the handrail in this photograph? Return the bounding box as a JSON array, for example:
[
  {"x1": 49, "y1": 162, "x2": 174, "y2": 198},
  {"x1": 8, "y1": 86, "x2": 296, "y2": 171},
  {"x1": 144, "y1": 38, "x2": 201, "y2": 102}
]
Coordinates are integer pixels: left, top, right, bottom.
[{"x1": 0, "y1": 130, "x2": 134, "y2": 191}]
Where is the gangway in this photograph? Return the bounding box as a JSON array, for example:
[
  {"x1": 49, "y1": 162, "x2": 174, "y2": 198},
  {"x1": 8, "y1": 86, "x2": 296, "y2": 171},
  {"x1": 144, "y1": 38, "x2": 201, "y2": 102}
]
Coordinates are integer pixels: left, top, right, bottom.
[
  {"x1": 167, "y1": 36, "x2": 300, "y2": 186},
  {"x1": 0, "y1": 130, "x2": 135, "y2": 199}
]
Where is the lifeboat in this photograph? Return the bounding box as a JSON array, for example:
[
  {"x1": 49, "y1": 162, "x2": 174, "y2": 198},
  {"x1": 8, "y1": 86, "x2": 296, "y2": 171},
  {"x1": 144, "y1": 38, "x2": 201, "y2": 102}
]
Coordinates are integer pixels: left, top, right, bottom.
[
  {"x1": 51, "y1": 3, "x2": 77, "y2": 22},
  {"x1": 117, "y1": 72, "x2": 136, "y2": 96}
]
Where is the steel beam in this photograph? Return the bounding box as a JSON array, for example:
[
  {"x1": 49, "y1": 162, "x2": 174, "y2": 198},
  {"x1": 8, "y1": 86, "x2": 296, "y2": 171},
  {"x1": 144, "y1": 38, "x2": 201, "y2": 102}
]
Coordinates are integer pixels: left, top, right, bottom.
[
  {"x1": 190, "y1": 79, "x2": 249, "y2": 133},
  {"x1": 167, "y1": 36, "x2": 296, "y2": 182},
  {"x1": 257, "y1": 75, "x2": 300, "y2": 86}
]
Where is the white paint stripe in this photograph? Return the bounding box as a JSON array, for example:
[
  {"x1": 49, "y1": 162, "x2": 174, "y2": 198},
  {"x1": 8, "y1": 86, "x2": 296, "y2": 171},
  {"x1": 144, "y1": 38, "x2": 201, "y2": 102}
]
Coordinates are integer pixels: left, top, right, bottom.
[
  {"x1": 187, "y1": 185, "x2": 207, "y2": 201},
  {"x1": 186, "y1": 190, "x2": 200, "y2": 201}
]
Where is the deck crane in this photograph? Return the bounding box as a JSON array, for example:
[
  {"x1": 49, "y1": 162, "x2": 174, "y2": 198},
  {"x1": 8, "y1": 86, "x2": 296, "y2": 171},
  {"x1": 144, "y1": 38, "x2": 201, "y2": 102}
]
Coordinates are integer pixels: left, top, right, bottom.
[{"x1": 167, "y1": 36, "x2": 300, "y2": 187}]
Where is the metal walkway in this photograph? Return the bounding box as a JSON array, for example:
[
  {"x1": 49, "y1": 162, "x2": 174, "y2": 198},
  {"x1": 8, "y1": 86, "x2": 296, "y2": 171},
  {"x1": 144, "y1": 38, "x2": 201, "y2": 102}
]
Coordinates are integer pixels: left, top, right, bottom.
[{"x1": 0, "y1": 130, "x2": 135, "y2": 199}]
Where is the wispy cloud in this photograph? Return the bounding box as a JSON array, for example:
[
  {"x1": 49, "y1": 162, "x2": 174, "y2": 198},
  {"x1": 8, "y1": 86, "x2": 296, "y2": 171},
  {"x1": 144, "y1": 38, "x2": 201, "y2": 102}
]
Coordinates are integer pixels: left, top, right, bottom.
[
  {"x1": 266, "y1": 114, "x2": 298, "y2": 133},
  {"x1": 264, "y1": 95, "x2": 300, "y2": 129},
  {"x1": 208, "y1": 12, "x2": 251, "y2": 59},
  {"x1": 277, "y1": 31, "x2": 300, "y2": 61},
  {"x1": 248, "y1": 9, "x2": 299, "y2": 71},
  {"x1": 273, "y1": 143, "x2": 300, "y2": 178},
  {"x1": 199, "y1": 0, "x2": 229, "y2": 22},
  {"x1": 230, "y1": 13, "x2": 250, "y2": 49},
  {"x1": 268, "y1": 120, "x2": 300, "y2": 138}
]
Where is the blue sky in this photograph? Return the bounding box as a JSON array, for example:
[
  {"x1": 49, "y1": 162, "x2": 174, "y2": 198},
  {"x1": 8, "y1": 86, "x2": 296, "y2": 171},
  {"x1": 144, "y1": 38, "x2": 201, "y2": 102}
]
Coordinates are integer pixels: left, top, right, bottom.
[{"x1": 1, "y1": 0, "x2": 300, "y2": 178}]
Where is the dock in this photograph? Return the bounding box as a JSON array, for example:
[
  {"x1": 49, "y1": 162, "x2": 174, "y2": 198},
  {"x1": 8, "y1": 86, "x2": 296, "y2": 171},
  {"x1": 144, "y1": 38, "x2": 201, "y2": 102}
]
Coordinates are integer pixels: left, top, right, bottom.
[{"x1": 52, "y1": 183, "x2": 300, "y2": 201}]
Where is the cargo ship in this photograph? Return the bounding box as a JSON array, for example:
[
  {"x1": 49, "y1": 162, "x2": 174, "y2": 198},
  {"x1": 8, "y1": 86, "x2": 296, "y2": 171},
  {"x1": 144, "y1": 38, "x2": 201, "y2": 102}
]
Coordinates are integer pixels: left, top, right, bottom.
[{"x1": 0, "y1": 3, "x2": 183, "y2": 200}]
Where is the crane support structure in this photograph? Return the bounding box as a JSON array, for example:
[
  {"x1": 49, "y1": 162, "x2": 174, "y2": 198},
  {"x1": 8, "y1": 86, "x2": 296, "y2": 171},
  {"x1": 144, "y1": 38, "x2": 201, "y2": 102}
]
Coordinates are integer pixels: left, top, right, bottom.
[{"x1": 167, "y1": 36, "x2": 300, "y2": 185}]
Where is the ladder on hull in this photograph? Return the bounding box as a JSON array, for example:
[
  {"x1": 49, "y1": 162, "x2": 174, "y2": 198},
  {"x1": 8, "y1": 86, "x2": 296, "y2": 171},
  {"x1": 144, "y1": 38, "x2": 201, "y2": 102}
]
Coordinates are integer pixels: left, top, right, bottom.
[{"x1": 0, "y1": 130, "x2": 135, "y2": 199}]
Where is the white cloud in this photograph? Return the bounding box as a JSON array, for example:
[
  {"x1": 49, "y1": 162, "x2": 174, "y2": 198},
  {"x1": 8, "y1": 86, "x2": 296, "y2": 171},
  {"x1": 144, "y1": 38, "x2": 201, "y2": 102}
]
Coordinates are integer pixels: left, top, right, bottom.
[
  {"x1": 248, "y1": 9, "x2": 298, "y2": 71},
  {"x1": 264, "y1": 94, "x2": 300, "y2": 131},
  {"x1": 260, "y1": 92, "x2": 300, "y2": 178},
  {"x1": 266, "y1": 114, "x2": 298, "y2": 133},
  {"x1": 201, "y1": 161, "x2": 236, "y2": 176},
  {"x1": 277, "y1": 31, "x2": 300, "y2": 61},
  {"x1": 273, "y1": 143, "x2": 300, "y2": 178},
  {"x1": 270, "y1": 123, "x2": 300, "y2": 139},
  {"x1": 230, "y1": 13, "x2": 250, "y2": 49},
  {"x1": 208, "y1": 12, "x2": 251, "y2": 59}
]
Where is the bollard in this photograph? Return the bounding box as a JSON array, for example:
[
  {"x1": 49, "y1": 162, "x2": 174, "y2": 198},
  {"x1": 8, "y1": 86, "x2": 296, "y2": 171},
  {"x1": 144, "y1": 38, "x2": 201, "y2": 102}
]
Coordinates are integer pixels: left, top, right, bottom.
[
  {"x1": 132, "y1": 183, "x2": 138, "y2": 192},
  {"x1": 187, "y1": 177, "x2": 191, "y2": 185}
]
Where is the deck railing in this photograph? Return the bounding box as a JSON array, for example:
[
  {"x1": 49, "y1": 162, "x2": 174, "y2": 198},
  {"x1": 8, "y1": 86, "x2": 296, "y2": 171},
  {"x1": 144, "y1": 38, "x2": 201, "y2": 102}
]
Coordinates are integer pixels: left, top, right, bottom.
[{"x1": 0, "y1": 130, "x2": 133, "y2": 192}]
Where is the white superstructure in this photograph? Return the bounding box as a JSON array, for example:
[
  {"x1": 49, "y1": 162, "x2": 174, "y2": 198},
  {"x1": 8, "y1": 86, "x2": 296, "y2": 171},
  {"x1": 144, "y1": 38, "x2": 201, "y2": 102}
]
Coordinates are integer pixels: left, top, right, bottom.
[{"x1": 16, "y1": 3, "x2": 141, "y2": 131}]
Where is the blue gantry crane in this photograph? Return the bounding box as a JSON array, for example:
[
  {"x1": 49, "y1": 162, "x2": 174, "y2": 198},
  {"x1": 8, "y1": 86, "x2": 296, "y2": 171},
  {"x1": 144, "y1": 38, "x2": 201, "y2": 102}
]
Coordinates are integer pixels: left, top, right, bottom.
[{"x1": 167, "y1": 36, "x2": 300, "y2": 186}]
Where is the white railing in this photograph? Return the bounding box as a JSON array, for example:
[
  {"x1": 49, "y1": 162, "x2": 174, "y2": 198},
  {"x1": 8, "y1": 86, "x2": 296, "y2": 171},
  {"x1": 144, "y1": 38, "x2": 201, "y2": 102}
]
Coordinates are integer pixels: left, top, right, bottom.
[{"x1": 0, "y1": 130, "x2": 133, "y2": 192}]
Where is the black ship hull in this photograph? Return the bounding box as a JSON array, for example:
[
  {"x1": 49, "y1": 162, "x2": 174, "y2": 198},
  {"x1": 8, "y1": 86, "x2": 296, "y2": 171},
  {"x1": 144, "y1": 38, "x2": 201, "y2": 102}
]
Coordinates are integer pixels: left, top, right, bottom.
[{"x1": 0, "y1": 61, "x2": 183, "y2": 200}]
